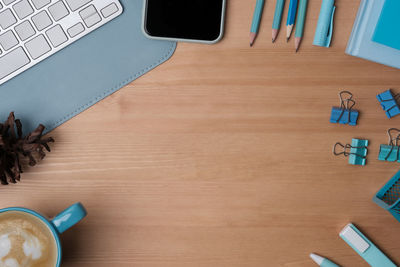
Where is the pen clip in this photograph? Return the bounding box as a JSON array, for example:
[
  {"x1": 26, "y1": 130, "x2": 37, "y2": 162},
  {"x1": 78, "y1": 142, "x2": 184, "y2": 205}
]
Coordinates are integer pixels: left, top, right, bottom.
[{"x1": 326, "y1": 6, "x2": 336, "y2": 47}]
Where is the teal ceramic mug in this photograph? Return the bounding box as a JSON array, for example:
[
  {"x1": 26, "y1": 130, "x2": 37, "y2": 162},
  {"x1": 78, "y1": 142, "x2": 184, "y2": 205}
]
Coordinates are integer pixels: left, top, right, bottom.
[{"x1": 0, "y1": 202, "x2": 87, "y2": 266}]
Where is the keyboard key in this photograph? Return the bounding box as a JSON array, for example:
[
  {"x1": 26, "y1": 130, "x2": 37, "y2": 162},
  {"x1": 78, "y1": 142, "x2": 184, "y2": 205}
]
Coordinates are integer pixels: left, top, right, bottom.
[
  {"x1": 79, "y1": 5, "x2": 100, "y2": 28},
  {"x1": 15, "y1": 20, "x2": 35, "y2": 41},
  {"x1": 0, "y1": 0, "x2": 123, "y2": 85},
  {"x1": 48, "y1": 1, "x2": 69, "y2": 21},
  {"x1": 0, "y1": 30, "x2": 18, "y2": 50},
  {"x1": 30, "y1": 0, "x2": 51, "y2": 10},
  {"x1": 3, "y1": 0, "x2": 17, "y2": 5},
  {"x1": 0, "y1": 47, "x2": 30, "y2": 80},
  {"x1": 31, "y1": 10, "x2": 52, "y2": 31},
  {"x1": 101, "y1": 3, "x2": 118, "y2": 18},
  {"x1": 46, "y1": 24, "x2": 67, "y2": 47},
  {"x1": 0, "y1": 9, "x2": 17, "y2": 30},
  {"x1": 65, "y1": 0, "x2": 91, "y2": 11},
  {"x1": 67, "y1": 22, "x2": 84, "y2": 37},
  {"x1": 25, "y1": 34, "x2": 51, "y2": 59},
  {"x1": 13, "y1": 0, "x2": 34, "y2": 20}
]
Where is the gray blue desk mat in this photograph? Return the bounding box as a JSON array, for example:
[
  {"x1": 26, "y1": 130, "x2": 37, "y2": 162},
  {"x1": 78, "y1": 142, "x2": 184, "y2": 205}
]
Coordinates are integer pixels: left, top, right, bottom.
[{"x1": 0, "y1": 0, "x2": 176, "y2": 134}]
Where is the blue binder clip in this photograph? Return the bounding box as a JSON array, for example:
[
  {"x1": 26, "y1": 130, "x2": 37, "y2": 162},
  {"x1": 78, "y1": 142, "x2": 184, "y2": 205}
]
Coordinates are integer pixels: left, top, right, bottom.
[
  {"x1": 378, "y1": 128, "x2": 400, "y2": 162},
  {"x1": 333, "y1": 138, "x2": 368, "y2": 166},
  {"x1": 330, "y1": 91, "x2": 359, "y2": 126},
  {"x1": 376, "y1": 89, "x2": 400, "y2": 118}
]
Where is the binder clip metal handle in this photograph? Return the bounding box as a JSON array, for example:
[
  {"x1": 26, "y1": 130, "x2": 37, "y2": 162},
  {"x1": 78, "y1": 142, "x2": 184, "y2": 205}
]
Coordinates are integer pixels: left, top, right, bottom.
[
  {"x1": 333, "y1": 142, "x2": 366, "y2": 159},
  {"x1": 384, "y1": 128, "x2": 400, "y2": 161},
  {"x1": 330, "y1": 91, "x2": 359, "y2": 126}
]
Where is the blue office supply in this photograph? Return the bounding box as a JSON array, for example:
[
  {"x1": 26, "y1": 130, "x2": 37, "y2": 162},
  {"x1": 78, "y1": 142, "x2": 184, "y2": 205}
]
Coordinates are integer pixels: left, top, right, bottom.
[
  {"x1": 347, "y1": 0, "x2": 400, "y2": 69},
  {"x1": 349, "y1": 139, "x2": 368, "y2": 166},
  {"x1": 251, "y1": 0, "x2": 265, "y2": 34},
  {"x1": 378, "y1": 128, "x2": 400, "y2": 162},
  {"x1": 333, "y1": 139, "x2": 368, "y2": 166},
  {"x1": 340, "y1": 223, "x2": 397, "y2": 267},
  {"x1": 310, "y1": 253, "x2": 340, "y2": 267},
  {"x1": 376, "y1": 89, "x2": 400, "y2": 119},
  {"x1": 313, "y1": 0, "x2": 335, "y2": 48},
  {"x1": 372, "y1": 0, "x2": 400, "y2": 51},
  {"x1": 272, "y1": 0, "x2": 285, "y2": 42},
  {"x1": 250, "y1": 0, "x2": 265, "y2": 46},
  {"x1": 379, "y1": 145, "x2": 400, "y2": 162},
  {"x1": 374, "y1": 169, "x2": 400, "y2": 222},
  {"x1": 286, "y1": 0, "x2": 298, "y2": 40},
  {"x1": 330, "y1": 91, "x2": 359, "y2": 126},
  {"x1": 0, "y1": 0, "x2": 176, "y2": 134}
]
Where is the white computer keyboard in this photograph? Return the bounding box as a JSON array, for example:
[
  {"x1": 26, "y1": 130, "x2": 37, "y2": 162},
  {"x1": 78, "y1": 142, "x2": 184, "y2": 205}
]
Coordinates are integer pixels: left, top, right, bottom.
[{"x1": 0, "y1": 0, "x2": 123, "y2": 85}]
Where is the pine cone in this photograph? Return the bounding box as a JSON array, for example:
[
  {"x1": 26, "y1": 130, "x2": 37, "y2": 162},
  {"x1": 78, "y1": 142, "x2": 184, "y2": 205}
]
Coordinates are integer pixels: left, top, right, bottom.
[{"x1": 0, "y1": 112, "x2": 54, "y2": 185}]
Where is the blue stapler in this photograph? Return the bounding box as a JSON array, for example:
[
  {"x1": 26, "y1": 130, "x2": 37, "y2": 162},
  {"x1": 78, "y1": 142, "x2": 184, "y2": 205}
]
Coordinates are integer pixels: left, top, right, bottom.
[
  {"x1": 330, "y1": 91, "x2": 359, "y2": 126},
  {"x1": 376, "y1": 89, "x2": 400, "y2": 119}
]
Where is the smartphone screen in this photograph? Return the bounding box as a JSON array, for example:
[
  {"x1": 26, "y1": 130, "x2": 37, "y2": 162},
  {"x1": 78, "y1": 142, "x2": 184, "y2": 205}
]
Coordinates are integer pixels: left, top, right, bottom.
[{"x1": 144, "y1": 0, "x2": 225, "y2": 42}]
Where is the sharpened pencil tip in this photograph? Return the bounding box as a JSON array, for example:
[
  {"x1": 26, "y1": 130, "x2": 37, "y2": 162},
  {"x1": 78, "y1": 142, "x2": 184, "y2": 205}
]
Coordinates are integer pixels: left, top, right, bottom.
[
  {"x1": 286, "y1": 38, "x2": 289, "y2": 43},
  {"x1": 296, "y1": 48, "x2": 299, "y2": 53},
  {"x1": 272, "y1": 38, "x2": 275, "y2": 43},
  {"x1": 249, "y1": 32, "x2": 257, "y2": 47}
]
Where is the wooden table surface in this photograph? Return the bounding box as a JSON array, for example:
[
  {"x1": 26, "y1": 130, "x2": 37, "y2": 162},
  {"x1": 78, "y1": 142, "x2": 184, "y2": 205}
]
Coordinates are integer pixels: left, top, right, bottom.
[{"x1": 2, "y1": 0, "x2": 400, "y2": 266}]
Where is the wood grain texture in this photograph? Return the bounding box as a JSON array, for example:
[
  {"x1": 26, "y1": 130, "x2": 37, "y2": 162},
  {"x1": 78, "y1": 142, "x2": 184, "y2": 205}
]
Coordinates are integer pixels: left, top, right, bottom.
[{"x1": 2, "y1": 0, "x2": 400, "y2": 266}]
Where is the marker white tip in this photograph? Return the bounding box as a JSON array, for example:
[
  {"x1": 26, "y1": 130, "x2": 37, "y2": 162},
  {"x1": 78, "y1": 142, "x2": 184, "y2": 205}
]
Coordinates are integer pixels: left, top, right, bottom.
[{"x1": 310, "y1": 253, "x2": 324, "y2": 265}]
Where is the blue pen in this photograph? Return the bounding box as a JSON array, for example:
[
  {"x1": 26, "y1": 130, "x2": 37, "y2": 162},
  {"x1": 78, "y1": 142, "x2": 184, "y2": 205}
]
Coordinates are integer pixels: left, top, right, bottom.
[
  {"x1": 250, "y1": 0, "x2": 265, "y2": 46},
  {"x1": 310, "y1": 253, "x2": 340, "y2": 267},
  {"x1": 286, "y1": 0, "x2": 298, "y2": 41}
]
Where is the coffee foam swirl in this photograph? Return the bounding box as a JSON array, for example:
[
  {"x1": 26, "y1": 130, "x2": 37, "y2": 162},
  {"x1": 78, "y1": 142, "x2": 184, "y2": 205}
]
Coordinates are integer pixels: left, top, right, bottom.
[
  {"x1": 0, "y1": 234, "x2": 11, "y2": 259},
  {"x1": 0, "y1": 229, "x2": 43, "y2": 267},
  {"x1": 0, "y1": 212, "x2": 57, "y2": 267},
  {"x1": 3, "y1": 258, "x2": 19, "y2": 267}
]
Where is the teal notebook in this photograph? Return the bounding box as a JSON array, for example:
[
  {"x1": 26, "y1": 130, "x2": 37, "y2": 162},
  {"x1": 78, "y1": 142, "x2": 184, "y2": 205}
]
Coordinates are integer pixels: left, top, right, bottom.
[
  {"x1": 346, "y1": 0, "x2": 400, "y2": 69},
  {"x1": 372, "y1": 0, "x2": 400, "y2": 50}
]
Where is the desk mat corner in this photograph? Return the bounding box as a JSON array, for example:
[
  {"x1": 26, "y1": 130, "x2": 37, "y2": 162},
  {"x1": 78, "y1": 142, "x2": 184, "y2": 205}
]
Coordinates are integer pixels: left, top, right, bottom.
[{"x1": 0, "y1": 0, "x2": 177, "y2": 134}]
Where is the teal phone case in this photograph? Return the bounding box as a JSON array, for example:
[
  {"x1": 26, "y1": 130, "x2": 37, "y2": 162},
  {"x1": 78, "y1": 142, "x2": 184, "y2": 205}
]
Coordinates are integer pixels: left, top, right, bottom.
[{"x1": 0, "y1": 0, "x2": 176, "y2": 134}]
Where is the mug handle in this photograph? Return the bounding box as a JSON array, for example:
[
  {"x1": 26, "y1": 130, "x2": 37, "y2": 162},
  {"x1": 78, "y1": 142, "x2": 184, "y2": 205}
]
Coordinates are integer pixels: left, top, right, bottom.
[{"x1": 51, "y1": 203, "x2": 87, "y2": 234}]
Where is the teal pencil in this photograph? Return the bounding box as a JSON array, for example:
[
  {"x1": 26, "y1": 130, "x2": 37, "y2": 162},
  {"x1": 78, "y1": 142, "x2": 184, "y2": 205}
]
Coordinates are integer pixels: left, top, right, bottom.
[
  {"x1": 272, "y1": 0, "x2": 285, "y2": 42},
  {"x1": 250, "y1": 0, "x2": 265, "y2": 46},
  {"x1": 294, "y1": 0, "x2": 308, "y2": 52}
]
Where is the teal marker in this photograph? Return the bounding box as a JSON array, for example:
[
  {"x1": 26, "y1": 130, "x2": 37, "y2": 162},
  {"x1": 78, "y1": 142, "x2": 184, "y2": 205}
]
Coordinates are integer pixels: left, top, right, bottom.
[
  {"x1": 294, "y1": 0, "x2": 308, "y2": 52},
  {"x1": 250, "y1": 0, "x2": 265, "y2": 46},
  {"x1": 272, "y1": 0, "x2": 285, "y2": 42},
  {"x1": 340, "y1": 223, "x2": 397, "y2": 267},
  {"x1": 310, "y1": 254, "x2": 340, "y2": 267}
]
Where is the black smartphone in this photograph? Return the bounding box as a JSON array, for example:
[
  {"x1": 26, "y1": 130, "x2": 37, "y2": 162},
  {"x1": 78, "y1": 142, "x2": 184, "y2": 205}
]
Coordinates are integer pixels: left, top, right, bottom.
[{"x1": 142, "y1": 0, "x2": 226, "y2": 44}]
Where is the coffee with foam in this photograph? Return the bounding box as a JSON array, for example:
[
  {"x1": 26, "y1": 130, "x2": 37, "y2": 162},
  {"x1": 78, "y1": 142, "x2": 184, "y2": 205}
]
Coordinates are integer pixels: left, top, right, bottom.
[{"x1": 0, "y1": 211, "x2": 57, "y2": 267}]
